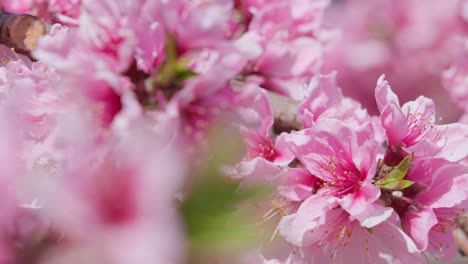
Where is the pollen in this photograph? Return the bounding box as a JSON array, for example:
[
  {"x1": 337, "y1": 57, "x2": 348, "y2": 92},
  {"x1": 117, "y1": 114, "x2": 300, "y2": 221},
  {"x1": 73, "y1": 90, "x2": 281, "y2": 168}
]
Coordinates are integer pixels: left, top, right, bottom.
[{"x1": 271, "y1": 200, "x2": 287, "y2": 216}]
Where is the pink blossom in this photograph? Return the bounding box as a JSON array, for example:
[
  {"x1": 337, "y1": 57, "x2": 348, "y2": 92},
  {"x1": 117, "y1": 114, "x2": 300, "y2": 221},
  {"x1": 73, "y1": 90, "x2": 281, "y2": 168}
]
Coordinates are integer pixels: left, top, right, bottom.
[
  {"x1": 284, "y1": 118, "x2": 387, "y2": 224},
  {"x1": 79, "y1": 0, "x2": 151, "y2": 72},
  {"x1": 34, "y1": 25, "x2": 130, "y2": 126},
  {"x1": 280, "y1": 207, "x2": 424, "y2": 263},
  {"x1": 145, "y1": 0, "x2": 237, "y2": 51},
  {"x1": 323, "y1": 0, "x2": 466, "y2": 122},
  {"x1": 78, "y1": 0, "x2": 172, "y2": 74},
  {"x1": 382, "y1": 157, "x2": 468, "y2": 259},
  {"x1": 0, "y1": 60, "x2": 62, "y2": 142},
  {"x1": 273, "y1": 168, "x2": 318, "y2": 204},
  {"x1": 47, "y1": 0, "x2": 82, "y2": 24},
  {"x1": 0, "y1": 106, "x2": 54, "y2": 263},
  {"x1": 0, "y1": 44, "x2": 32, "y2": 68},
  {"x1": 443, "y1": 41, "x2": 468, "y2": 114},
  {"x1": 34, "y1": 1, "x2": 245, "y2": 130},
  {"x1": 240, "y1": 0, "x2": 332, "y2": 100},
  {"x1": 461, "y1": 113, "x2": 468, "y2": 124},
  {"x1": 376, "y1": 76, "x2": 468, "y2": 163},
  {"x1": 2, "y1": 1, "x2": 468, "y2": 262},
  {"x1": 37, "y1": 0, "x2": 166, "y2": 78},
  {"x1": 28, "y1": 95, "x2": 187, "y2": 263},
  {"x1": 0, "y1": 58, "x2": 74, "y2": 212},
  {"x1": 1, "y1": 0, "x2": 81, "y2": 25},
  {"x1": 299, "y1": 72, "x2": 383, "y2": 141},
  {"x1": 0, "y1": 0, "x2": 34, "y2": 13},
  {"x1": 239, "y1": 86, "x2": 294, "y2": 165},
  {"x1": 177, "y1": 44, "x2": 247, "y2": 103},
  {"x1": 165, "y1": 45, "x2": 249, "y2": 145},
  {"x1": 224, "y1": 82, "x2": 305, "y2": 188},
  {"x1": 236, "y1": 0, "x2": 273, "y2": 15}
]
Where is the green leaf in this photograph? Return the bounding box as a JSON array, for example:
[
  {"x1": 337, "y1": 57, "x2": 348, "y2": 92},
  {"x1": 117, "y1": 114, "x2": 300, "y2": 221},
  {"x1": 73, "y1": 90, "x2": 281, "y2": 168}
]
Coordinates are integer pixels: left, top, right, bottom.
[
  {"x1": 377, "y1": 179, "x2": 400, "y2": 190},
  {"x1": 387, "y1": 153, "x2": 413, "y2": 181},
  {"x1": 174, "y1": 58, "x2": 191, "y2": 71},
  {"x1": 377, "y1": 178, "x2": 415, "y2": 191},
  {"x1": 174, "y1": 69, "x2": 198, "y2": 81},
  {"x1": 165, "y1": 33, "x2": 178, "y2": 66},
  {"x1": 173, "y1": 58, "x2": 198, "y2": 81},
  {"x1": 398, "y1": 179, "x2": 415, "y2": 190}
]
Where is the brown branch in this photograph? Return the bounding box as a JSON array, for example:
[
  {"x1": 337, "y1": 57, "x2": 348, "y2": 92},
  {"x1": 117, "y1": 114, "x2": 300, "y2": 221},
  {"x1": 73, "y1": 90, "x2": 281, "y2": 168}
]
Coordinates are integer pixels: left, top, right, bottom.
[
  {"x1": 0, "y1": 12, "x2": 46, "y2": 54},
  {"x1": 455, "y1": 215, "x2": 468, "y2": 256},
  {"x1": 266, "y1": 91, "x2": 303, "y2": 134}
]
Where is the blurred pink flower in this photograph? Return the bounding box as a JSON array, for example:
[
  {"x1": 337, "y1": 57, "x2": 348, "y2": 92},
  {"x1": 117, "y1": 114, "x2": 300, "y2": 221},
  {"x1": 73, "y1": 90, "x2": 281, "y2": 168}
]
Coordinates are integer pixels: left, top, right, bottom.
[
  {"x1": 34, "y1": 25, "x2": 131, "y2": 126},
  {"x1": 0, "y1": 105, "x2": 55, "y2": 263},
  {"x1": 323, "y1": 0, "x2": 466, "y2": 122},
  {"x1": 1, "y1": 1, "x2": 467, "y2": 262},
  {"x1": 239, "y1": 0, "x2": 333, "y2": 100},
  {"x1": 1, "y1": 0, "x2": 81, "y2": 25},
  {"x1": 145, "y1": 0, "x2": 237, "y2": 51},
  {"x1": 29, "y1": 94, "x2": 187, "y2": 263},
  {"x1": 443, "y1": 40, "x2": 468, "y2": 114},
  {"x1": 0, "y1": 60, "x2": 62, "y2": 142},
  {"x1": 0, "y1": 0, "x2": 34, "y2": 13},
  {"x1": 299, "y1": 72, "x2": 381, "y2": 136},
  {"x1": 225, "y1": 84, "x2": 295, "y2": 185},
  {"x1": 162, "y1": 45, "x2": 250, "y2": 145}
]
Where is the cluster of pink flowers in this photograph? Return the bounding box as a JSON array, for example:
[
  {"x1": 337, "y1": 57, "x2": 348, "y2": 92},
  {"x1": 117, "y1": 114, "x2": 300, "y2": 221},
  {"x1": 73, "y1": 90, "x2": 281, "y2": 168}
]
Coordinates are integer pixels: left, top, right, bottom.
[
  {"x1": 443, "y1": 40, "x2": 468, "y2": 125},
  {"x1": 323, "y1": 0, "x2": 468, "y2": 122},
  {"x1": 0, "y1": 0, "x2": 467, "y2": 263},
  {"x1": 238, "y1": 74, "x2": 468, "y2": 263}
]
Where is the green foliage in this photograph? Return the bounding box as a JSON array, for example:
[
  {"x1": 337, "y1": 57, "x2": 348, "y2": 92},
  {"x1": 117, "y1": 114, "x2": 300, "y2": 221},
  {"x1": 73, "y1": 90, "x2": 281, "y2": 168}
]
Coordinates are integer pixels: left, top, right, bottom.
[
  {"x1": 173, "y1": 59, "x2": 198, "y2": 81},
  {"x1": 181, "y1": 171, "x2": 264, "y2": 250},
  {"x1": 377, "y1": 178, "x2": 414, "y2": 190},
  {"x1": 150, "y1": 34, "x2": 198, "y2": 89},
  {"x1": 180, "y1": 128, "x2": 268, "y2": 257},
  {"x1": 377, "y1": 153, "x2": 415, "y2": 191},
  {"x1": 386, "y1": 153, "x2": 413, "y2": 181}
]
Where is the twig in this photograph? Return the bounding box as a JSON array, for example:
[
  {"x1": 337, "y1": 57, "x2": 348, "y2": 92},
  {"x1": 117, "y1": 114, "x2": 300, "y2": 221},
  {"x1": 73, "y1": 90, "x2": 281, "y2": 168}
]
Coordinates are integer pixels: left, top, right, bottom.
[
  {"x1": 0, "y1": 12, "x2": 46, "y2": 54},
  {"x1": 266, "y1": 91, "x2": 303, "y2": 133},
  {"x1": 455, "y1": 215, "x2": 468, "y2": 256}
]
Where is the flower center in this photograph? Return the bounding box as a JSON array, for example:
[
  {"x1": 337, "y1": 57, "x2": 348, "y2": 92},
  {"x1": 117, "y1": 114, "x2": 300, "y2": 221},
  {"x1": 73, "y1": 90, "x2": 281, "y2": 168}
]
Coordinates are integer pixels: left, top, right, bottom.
[
  {"x1": 247, "y1": 136, "x2": 277, "y2": 161},
  {"x1": 319, "y1": 156, "x2": 362, "y2": 197}
]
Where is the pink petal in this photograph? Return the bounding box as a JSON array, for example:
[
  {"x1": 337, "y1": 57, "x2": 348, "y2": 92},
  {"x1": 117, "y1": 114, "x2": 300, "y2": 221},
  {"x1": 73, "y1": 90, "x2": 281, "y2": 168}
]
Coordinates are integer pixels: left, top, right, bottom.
[
  {"x1": 225, "y1": 157, "x2": 282, "y2": 185},
  {"x1": 380, "y1": 103, "x2": 409, "y2": 146},
  {"x1": 299, "y1": 72, "x2": 343, "y2": 127},
  {"x1": 272, "y1": 133, "x2": 296, "y2": 166},
  {"x1": 339, "y1": 183, "x2": 381, "y2": 219},
  {"x1": 277, "y1": 168, "x2": 317, "y2": 201},
  {"x1": 404, "y1": 206, "x2": 438, "y2": 251},
  {"x1": 134, "y1": 20, "x2": 165, "y2": 73},
  {"x1": 298, "y1": 210, "x2": 424, "y2": 263},
  {"x1": 279, "y1": 195, "x2": 337, "y2": 247},
  {"x1": 352, "y1": 202, "x2": 393, "y2": 228},
  {"x1": 427, "y1": 207, "x2": 465, "y2": 260},
  {"x1": 436, "y1": 123, "x2": 468, "y2": 162},
  {"x1": 416, "y1": 162, "x2": 468, "y2": 208},
  {"x1": 401, "y1": 96, "x2": 436, "y2": 126},
  {"x1": 375, "y1": 75, "x2": 399, "y2": 113}
]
